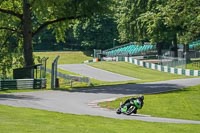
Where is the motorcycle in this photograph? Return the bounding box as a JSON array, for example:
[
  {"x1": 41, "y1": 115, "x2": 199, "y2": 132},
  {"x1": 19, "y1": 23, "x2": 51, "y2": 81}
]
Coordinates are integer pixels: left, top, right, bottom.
[{"x1": 116, "y1": 96, "x2": 144, "y2": 115}]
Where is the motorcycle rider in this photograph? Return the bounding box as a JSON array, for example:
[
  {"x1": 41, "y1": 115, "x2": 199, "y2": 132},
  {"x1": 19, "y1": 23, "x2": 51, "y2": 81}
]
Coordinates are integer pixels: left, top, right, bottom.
[{"x1": 119, "y1": 95, "x2": 144, "y2": 114}]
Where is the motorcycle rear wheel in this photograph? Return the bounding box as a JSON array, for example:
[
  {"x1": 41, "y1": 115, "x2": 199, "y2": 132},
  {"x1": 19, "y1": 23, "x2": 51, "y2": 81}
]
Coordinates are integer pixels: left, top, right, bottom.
[{"x1": 125, "y1": 106, "x2": 136, "y2": 115}]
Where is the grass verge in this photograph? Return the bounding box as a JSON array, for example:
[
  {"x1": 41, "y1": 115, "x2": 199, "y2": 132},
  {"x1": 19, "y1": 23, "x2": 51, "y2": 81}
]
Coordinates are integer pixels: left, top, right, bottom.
[
  {"x1": 34, "y1": 51, "x2": 93, "y2": 68},
  {"x1": 34, "y1": 52, "x2": 195, "y2": 89},
  {"x1": 34, "y1": 51, "x2": 93, "y2": 88},
  {"x1": 98, "y1": 85, "x2": 200, "y2": 120},
  {"x1": 89, "y1": 61, "x2": 190, "y2": 83},
  {"x1": 0, "y1": 105, "x2": 199, "y2": 133}
]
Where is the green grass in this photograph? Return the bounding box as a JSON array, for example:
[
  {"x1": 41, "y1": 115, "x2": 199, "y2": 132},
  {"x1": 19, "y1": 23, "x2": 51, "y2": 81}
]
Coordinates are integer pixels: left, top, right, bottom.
[
  {"x1": 99, "y1": 85, "x2": 200, "y2": 120},
  {"x1": 186, "y1": 59, "x2": 200, "y2": 70},
  {"x1": 89, "y1": 61, "x2": 189, "y2": 83},
  {"x1": 1, "y1": 52, "x2": 200, "y2": 132},
  {"x1": 33, "y1": 52, "x2": 195, "y2": 89},
  {"x1": 0, "y1": 105, "x2": 199, "y2": 133},
  {"x1": 34, "y1": 51, "x2": 93, "y2": 88},
  {"x1": 34, "y1": 51, "x2": 93, "y2": 68}
]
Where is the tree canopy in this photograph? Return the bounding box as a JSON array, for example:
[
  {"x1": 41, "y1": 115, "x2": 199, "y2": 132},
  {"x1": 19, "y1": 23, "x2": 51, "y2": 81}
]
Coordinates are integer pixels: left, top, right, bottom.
[
  {"x1": 0, "y1": 0, "x2": 200, "y2": 77},
  {"x1": 72, "y1": 14, "x2": 118, "y2": 50},
  {"x1": 114, "y1": 0, "x2": 200, "y2": 57},
  {"x1": 0, "y1": 0, "x2": 111, "y2": 68},
  {"x1": 115, "y1": 0, "x2": 200, "y2": 44}
]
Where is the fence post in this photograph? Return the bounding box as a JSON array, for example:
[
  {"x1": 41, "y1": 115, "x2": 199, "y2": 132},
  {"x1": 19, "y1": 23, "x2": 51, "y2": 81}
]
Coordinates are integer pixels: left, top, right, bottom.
[
  {"x1": 51, "y1": 56, "x2": 60, "y2": 89},
  {"x1": 42, "y1": 57, "x2": 49, "y2": 78},
  {"x1": 51, "y1": 61, "x2": 55, "y2": 89}
]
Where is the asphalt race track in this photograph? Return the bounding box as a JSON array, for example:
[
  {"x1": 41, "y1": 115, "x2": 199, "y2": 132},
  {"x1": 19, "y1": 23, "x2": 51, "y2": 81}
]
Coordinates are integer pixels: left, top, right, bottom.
[{"x1": 0, "y1": 64, "x2": 200, "y2": 124}]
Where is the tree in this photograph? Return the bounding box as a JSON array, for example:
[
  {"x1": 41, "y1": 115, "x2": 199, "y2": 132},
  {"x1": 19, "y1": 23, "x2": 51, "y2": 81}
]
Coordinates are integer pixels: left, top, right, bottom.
[
  {"x1": 0, "y1": 0, "x2": 111, "y2": 67},
  {"x1": 114, "y1": 0, "x2": 200, "y2": 58},
  {"x1": 161, "y1": 0, "x2": 200, "y2": 48},
  {"x1": 155, "y1": 0, "x2": 200, "y2": 59},
  {"x1": 114, "y1": 0, "x2": 154, "y2": 43},
  {"x1": 72, "y1": 14, "x2": 118, "y2": 50},
  {"x1": 136, "y1": 0, "x2": 175, "y2": 55}
]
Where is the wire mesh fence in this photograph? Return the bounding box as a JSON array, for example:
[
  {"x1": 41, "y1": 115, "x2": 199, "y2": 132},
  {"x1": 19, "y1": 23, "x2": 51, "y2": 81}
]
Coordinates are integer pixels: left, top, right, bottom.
[{"x1": 157, "y1": 56, "x2": 186, "y2": 69}]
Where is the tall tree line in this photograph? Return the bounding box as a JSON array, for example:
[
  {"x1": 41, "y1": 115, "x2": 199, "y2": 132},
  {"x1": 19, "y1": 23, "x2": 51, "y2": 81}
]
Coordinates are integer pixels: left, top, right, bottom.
[
  {"x1": 0, "y1": 0, "x2": 111, "y2": 77},
  {"x1": 0, "y1": 0, "x2": 110, "y2": 66},
  {"x1": 34, "y1": 0, "x2": 200, "y2": 53},
  {"x1": 114, "y1": 0, "x2": 200, "y2": 56},
  {"x1": 0, "y1": 0, "x2": 199, "y2": 77},
  {"x1": 33, "y1": 14, "x2": 118, "y2": 51}
]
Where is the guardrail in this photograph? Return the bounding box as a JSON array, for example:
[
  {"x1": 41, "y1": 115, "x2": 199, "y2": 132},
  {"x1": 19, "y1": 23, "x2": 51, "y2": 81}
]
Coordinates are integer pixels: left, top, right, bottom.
[
  {"x1": 45, "y1": 67, "x2": 90, "y2": 87},
  {"x1": 121, "y1": 57, "x2": 200, "y2": 76},
  {"x1": 57, "y1": 72, "x2": 90, "y2": 87},
  {"x1": 192, "y1": 62, "x2": 200, "y2": 68},
  {"x1": 0, "y1": 78, "x2": 46, "y2": 90}
]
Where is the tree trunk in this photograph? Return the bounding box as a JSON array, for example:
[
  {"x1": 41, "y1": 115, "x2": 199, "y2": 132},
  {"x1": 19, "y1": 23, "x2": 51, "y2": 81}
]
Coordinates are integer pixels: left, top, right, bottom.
[
  {"x1": 183, "y1": 44, "x2": 190, "y2": 63},
  {"x1": 172, "y1": 34, "x2": 178, "y2": 57},
  {"x1": 156, "y1": 42, "x2": 162, "y2": 56},
  {"x1": 23, "y1": 0, "x2": 33, "y2": 67}
]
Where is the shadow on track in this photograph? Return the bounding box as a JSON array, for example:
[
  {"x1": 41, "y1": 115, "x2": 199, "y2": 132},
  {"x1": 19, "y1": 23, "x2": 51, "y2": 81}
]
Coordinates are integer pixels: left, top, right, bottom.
[
  {"x1": 70, "y1": 83, "x2": 185, "y2": 94},
  {"x1": 0, "y1": 94, "x2": 41, "y2": 101}
]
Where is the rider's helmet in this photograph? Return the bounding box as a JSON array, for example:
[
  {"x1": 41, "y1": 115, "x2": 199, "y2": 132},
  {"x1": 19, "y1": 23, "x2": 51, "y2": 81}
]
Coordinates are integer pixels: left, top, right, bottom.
[{"x1": 138, "y1": 95, "x2": 144, "y2": 101}]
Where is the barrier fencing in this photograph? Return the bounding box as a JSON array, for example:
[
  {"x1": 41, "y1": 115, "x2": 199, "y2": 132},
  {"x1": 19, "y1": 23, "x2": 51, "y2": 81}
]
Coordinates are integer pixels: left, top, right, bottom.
[
  {"x1": 157, "y1": 56, "x2": 186, "y2": 69},
  {"x1": 0, "y1": 56, "x2": 48, "y2": 90},
  {"x1": 48, "y1": 56, "x2": 90, "y2": 89},
  {"x1": 57, "y1": 72, "x2": 90, "y2": 87},
  {"x1": 0, "y1": 78, "x2": 46, "y2": 90},
  {"x1": 116, "y1": 56, "x2": 200, "y2": 76}
]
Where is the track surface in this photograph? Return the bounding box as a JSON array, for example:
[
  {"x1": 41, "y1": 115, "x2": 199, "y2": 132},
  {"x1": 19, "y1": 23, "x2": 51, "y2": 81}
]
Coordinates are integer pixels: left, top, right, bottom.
[
  {"x1": 58, "y1": 64, "x2": 137, "y2": 81},
  {"x1": 1, "y1": 64, "x2": 200, "y2": 124},
  {"x1": 1, "y1": 77, "x2": 200, "y2": 124}
]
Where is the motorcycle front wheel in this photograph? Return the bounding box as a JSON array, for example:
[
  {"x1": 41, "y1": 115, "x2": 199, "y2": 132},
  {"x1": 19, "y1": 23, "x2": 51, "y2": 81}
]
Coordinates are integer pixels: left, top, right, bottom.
[{"x1": 116, "y1": 108, "x2": 121, "y2": 114}]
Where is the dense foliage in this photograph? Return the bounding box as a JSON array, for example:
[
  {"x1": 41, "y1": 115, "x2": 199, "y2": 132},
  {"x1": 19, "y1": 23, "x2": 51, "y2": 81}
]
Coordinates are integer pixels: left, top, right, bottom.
[
  {"x1": 34, "y1": 14, "x2": 118, "y2": 51},
  {"x1": 115, "y1": 0, "x2": 200, "y2": 56},
  {"x1": 0, "y1": 0, "x2": 199, "y2": 77},
  {"x1": 0, "y1": 0, "x2": 111, "y2": 77}
]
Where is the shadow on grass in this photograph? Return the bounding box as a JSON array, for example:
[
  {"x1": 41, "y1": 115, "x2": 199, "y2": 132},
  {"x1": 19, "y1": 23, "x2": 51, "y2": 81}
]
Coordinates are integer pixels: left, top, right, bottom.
[
  {"x1": 82, "y1": 51, "x2": 93, "y2": 57},
  {"x1": 159, "y1": 86, "x2": 199, "y2": 94}
]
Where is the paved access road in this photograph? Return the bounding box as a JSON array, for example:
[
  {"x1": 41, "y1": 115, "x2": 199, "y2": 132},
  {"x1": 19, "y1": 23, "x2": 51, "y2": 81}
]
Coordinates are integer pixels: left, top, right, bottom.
[
  {"x1": 0, "y1": 78, "x2": 200, "y2": 124},
  {"x1": 58, "y1": 64, "x2": 137, "y2": 81}
]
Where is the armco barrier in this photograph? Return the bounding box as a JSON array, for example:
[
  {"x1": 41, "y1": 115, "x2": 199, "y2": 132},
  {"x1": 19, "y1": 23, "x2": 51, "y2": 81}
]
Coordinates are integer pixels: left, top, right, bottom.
[
  {"x1": 57, "y1": 71, "x2": 90, "y2": 85},
  {"x1": 0, "y1": 78, "x2": 46, "y2": 90},
  {"x1": 45, "y1": 67, "x2": 90, "y2": 87},
  {"x1": 123, "y1": 57, "x2": 200, "y2": 76}
]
